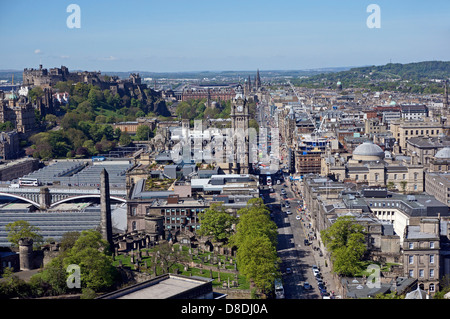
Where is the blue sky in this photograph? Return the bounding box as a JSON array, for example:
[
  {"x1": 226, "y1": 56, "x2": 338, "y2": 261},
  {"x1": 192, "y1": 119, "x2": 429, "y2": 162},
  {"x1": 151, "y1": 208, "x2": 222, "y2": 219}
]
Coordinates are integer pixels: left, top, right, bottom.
[{"x1": 1, "y1": 0, "x2": 449, "y2": 72}]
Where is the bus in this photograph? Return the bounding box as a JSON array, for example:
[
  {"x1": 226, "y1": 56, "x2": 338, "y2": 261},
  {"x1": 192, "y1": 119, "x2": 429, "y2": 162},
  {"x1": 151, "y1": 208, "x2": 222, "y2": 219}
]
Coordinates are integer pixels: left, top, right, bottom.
[
  {"x1": 266, "y1": 176, "x2": 272, "y2": 186},
  {"x1": 274, "y1": 278, "x2": 285, "y2": 299},
  {"x1": 18, "y1": 178, "x2": 39, "y2": 187}
]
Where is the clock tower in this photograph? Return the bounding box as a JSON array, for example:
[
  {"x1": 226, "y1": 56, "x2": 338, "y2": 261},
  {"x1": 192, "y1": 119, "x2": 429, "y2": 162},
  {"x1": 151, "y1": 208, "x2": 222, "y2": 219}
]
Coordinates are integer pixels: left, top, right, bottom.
[{"x1": 230, "y1": 84, "x2": 250, "y2": 174}]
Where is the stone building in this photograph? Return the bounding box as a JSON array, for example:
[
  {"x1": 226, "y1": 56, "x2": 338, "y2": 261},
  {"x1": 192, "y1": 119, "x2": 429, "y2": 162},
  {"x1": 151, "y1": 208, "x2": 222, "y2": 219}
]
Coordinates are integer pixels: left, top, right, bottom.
[
  {"x1": 0, "y1": 157, "x2": 39, "y2": 181},
  {"x1": 424, "y1": 148, "x2": 450, "y2": 207},
  {"x1": 389, "y1": 118, "x2": 445, "y2": 153},
  {"x1": 406, "y1": 136, "x2": 450, "y2": 167},
  {"x1": 0, "y1": 93, "x2": 36, "y2": 135},
  {"x1": 326, "y1": 141, "x2": 425, "y2": 193},
  {"x1": 0, "y1": 131, "x2": 20, "y2": 160},
  {"x1": 402, "y1": 218, "x2": 444, "y2": 294}
]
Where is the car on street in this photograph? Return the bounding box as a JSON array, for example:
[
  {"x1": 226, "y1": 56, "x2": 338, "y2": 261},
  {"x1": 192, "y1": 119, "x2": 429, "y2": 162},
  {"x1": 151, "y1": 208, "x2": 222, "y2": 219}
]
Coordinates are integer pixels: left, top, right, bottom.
[
  {"x1": 296, "y1": 215, "x2": 301, "y2": 220},
  {"x1": 322, "y1": 293, "x2": 331, "y2": 299},
  {"x1": 286, "y1": 210, "x2": 292, "y2": 215},
  {"x1": 304, "y1": 239, "x2": 309, "y2": 246},
  {"x1": 303, "y1": 282, "x2": 312, "y2": 290},
  {"x1": 313, "y1": 268, "x2": 320, "y2": 277}
]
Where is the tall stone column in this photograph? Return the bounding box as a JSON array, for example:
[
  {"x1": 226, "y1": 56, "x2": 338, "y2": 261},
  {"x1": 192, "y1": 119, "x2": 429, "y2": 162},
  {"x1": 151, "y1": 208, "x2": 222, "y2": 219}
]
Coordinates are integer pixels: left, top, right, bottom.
[
  {"x1": 39, "y1": 187, "x2": 51, "y2": 210},
  {"x1": 100, "y1": 168, "x2": 113, "y2": 249}
]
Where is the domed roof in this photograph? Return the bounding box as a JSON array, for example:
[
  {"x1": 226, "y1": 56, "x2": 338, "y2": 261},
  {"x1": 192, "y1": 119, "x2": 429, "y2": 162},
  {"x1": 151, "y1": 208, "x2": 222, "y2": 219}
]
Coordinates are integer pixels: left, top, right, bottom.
[
  {"x1": 435, "y1": 147, "x2": 450, "y2": 159},
  {"x1": 353, "y1": 142, "x2": 384, "y2": 157}
]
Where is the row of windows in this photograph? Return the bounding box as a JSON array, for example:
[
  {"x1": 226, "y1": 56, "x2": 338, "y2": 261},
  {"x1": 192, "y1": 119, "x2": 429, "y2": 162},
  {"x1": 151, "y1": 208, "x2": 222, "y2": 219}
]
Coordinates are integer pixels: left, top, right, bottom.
[
  {"x1": 130, "y1": 207, "x2": 207, "y2": 216},
  {"x1": 408, "y1": 269, "x2": 436, "y2": 280},
  {"x1": 405, "y1": 129, "x2": 439, "y2": 136},
  {"x1": 370, "y1": 201, "x2": 400, "y2": 208},
  {"x1": 408, "y1": 254, "x2": 435, "y2": 264},
  {"x1": 408, "y1": 242, "x2": 435, "y2": 249},
  {"x1": 373, "y1": 210, "x2": 395, "y2": 216}
]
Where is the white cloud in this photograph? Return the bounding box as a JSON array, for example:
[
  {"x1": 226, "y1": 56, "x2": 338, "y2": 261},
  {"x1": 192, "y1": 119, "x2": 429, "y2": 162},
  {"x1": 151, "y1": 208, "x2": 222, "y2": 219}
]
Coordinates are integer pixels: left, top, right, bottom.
[{"x1": 34, "y1": 49, "x2": 42, "y2": 54}]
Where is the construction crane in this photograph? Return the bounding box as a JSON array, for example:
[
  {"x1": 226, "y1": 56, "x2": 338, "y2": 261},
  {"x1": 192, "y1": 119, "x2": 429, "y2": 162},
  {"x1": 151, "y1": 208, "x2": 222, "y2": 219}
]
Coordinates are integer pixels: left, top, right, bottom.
[{"x1": 287, "y1": 81, "x2": 325, "y2": 135}]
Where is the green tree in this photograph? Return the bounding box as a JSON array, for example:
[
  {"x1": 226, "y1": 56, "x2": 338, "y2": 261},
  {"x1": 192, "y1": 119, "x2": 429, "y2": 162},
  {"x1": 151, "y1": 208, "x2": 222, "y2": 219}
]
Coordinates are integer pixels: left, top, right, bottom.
[
  {"x1": 236, "y1": 234, "x2": 280, "y2": 295},
  {"x1": 197, "y1": 203, "x2": 237, "y2": 243},
  {"x1": 5, "y1": 220, "x2": 43, "y2": 248},
  {"x1": 321, "y1": 216, "x2": 367, "y2": 276},
  {"x1": 136, "y1": 125, "x2": 151, "y2": 141},
  {"x1": 63, "y1": 229, "x2": 117, "y2": 292},
  {"x1": 232, "y1": 198, "x2": 277, "y2": 248},
  {"x1": 119, "y1": 133, "x2": 132, "y2": 146}
]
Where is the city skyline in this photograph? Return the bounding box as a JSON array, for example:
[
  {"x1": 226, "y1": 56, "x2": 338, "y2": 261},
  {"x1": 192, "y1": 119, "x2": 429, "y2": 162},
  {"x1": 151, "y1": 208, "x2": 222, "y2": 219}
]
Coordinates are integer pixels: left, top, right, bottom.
[{"x1": 1, "y1": 0, "x2": 450, "y2": 72}]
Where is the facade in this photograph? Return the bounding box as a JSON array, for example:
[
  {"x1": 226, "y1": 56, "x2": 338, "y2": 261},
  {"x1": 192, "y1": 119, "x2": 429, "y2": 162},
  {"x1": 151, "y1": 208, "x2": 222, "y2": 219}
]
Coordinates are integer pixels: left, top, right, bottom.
[
  {"x1": 406, "y1": 136, "x2": 450, "y2": 167},
  {"x1": 0, "y1": 131, "x2": 20, "y2": 160},
  {"x1": 326, "y1": 141, "x2": 425, "y2": 193},
  {"x1": 400, "y1": 104, "x2": 429, "y2": 120},
  {"x1": 0, "y1": 157, "x2": 39, "y2": 181},
  {"x1": 0, "y1": 94, "x2": 36, "y2": 135},
  {"x1": 403, "y1": 218, "x2": 441, "y2": 293},
  {"x1": 425, "y1": 172, "x2": 450, "y2": 207},
  {"x1": 390, "y1": 119, "x2": 444, "y2": 153}
]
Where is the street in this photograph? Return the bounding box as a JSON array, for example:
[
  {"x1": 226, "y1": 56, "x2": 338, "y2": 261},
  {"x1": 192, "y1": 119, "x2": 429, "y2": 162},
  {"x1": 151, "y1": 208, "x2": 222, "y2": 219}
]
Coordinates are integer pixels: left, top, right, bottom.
[{"x1": 257, "y1": 98, "x2": 337, "y2": 299}]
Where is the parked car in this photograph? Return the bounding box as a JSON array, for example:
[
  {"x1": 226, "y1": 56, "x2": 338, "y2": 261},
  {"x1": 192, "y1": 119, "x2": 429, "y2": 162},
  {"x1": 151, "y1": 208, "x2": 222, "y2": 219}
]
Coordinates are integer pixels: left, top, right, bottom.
[
  {"x1": 320, "y1": 288, "x2": 328, "y2": 296},
  {"x1": 296, "y1": 215, "x2": 301, "y2": 220},
  {"x1": 304, "y1": 239, "x2": 309, "y2": 246},
  {"x1": 286, "y1": 210, "x2": 292, "y2": 215},
  {"x1": 303, "y1": 282, "x2": 312, "y2": 290},
  {"x1": 322, "y1": 293, "x2": 331, "y2": 299},
  {"x1": 286, "y1": 267, "x2": 292, "y2": 274}
]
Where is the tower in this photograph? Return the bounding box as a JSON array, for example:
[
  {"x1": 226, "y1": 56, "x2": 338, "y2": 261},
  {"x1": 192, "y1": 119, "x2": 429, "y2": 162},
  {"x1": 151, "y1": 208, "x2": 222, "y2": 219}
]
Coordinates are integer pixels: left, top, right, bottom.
[
  {"x1": 230, "y1": 84, "x2": 250, "y2": 174},
  {"x1": 100, "y1": 168, "x2": 113, "y2": 249},
  {"x1": 255, "y1": 69, "x2": 261, "y2": 90},
  {"x1": 444, "y1": 80, "x2": 449, "y2": 120}
]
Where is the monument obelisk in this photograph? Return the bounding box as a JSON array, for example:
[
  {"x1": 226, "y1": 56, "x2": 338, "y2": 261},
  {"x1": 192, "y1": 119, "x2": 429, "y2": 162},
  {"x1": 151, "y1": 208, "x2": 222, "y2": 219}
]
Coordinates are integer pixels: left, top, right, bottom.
[{"x1": 100, "y1": 168, "x2": 113, "y2": 249}]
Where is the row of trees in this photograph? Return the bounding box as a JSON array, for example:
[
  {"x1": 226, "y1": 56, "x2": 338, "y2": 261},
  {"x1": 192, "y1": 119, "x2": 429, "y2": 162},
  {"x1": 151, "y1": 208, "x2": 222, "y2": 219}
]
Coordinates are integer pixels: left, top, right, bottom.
[{"x1": 197, "y1": 198, "x2": 280, "y2": 297}]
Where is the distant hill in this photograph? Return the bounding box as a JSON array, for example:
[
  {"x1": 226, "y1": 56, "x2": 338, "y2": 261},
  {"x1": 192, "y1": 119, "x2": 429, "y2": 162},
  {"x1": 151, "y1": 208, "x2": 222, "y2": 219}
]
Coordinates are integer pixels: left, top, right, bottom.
[{"x1": 292, "y1": 61, "x2": 450, "y2": 93}]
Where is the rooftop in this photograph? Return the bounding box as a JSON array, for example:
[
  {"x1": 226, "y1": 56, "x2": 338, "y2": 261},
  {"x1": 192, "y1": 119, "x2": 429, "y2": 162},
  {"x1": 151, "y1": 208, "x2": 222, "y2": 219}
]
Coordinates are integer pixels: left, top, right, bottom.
[{"x1": 97, "y1": 274, "x2": 214, "y2": 299}]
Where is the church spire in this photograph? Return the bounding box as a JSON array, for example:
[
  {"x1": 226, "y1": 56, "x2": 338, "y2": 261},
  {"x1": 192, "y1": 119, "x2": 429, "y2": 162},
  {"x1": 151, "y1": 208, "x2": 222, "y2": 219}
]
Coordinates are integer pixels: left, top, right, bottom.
[{"x1": 255, "y1": 69, "x2": 261, "y2": 89}]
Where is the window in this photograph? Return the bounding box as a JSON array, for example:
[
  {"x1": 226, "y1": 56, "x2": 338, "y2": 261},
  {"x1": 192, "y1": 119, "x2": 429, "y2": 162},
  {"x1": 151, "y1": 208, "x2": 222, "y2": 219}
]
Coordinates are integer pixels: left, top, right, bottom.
[
  {"x1": 409, "y1": 242, "x2": 414, "y2": 249},
  {"x1": 409, "y1": 256, "x2": 414, "y2": 264},
  {"x1": 419, "y1": 269, "x2": 424, "y2": 277},
  {"x1": 430, "y1": 269, "x2": 434, "y2": 278},
  {"x1": 430, "y1": 242, "x2": 435, "y2": 249},
  {"x1": 409, "y1": 270, "x2": 414, "y2": 277},
  {"x1": 131, "y1": 207, "x2": 136, "y2": 216},
  {"x1": 430, "y1": 283, "x2": 435, "y2": 292},
  {"x1": 132, "y1": 221, "x2": 137, "y2": 231},
  {"x1": 430, "y1": 255, "x2": 434, "y2": 264}
]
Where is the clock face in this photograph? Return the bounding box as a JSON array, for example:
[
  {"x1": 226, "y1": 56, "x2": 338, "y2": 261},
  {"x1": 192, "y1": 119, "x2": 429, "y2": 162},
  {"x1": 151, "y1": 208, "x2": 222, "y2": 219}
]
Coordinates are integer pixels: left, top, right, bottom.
[{"x1": 237, "y1": 105, "x2": 243, "y2": 112}]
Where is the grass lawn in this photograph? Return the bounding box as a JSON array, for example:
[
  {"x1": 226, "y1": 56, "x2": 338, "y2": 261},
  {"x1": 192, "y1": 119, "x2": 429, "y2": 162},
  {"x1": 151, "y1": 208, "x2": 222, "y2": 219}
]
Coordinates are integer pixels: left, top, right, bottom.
[{"x1": 112, "y1": 244, "x2": 250, "y2": 289}]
